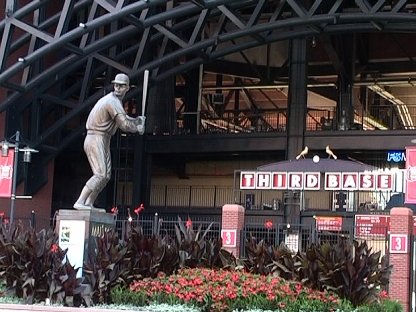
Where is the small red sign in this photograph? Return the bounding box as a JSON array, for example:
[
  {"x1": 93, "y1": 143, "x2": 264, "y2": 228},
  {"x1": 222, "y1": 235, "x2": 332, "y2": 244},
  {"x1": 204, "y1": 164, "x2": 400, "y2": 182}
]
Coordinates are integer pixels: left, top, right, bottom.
[
  {"x1": 315, "y1": 216, "x2": 343, "y2": 231},
  {"x1": 354, "y1": 214, "x2": 389, "y2": 238},
  {"x1": 221, "y1": 229, "x2": 237, "y2": 247},
  {"x1": 389, "y1": 234, "x2": 408, "y2": 253}
]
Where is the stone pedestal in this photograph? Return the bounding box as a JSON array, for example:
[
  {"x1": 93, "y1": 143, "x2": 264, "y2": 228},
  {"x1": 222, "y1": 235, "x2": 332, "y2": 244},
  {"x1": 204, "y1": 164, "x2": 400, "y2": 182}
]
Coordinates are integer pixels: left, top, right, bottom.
[{"x1": 56, "y1": 209, "x2": 116, "y2": 276}]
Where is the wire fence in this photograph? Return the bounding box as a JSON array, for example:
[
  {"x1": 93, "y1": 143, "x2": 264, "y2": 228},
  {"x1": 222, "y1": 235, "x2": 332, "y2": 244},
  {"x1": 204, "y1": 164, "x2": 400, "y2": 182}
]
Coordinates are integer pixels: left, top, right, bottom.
[
  {"x1": 239, "y1": 223, "x2": 389, "y2": 258},
  {"x1": 114, "y1": 213, "x2": 222, "y2": 241}
]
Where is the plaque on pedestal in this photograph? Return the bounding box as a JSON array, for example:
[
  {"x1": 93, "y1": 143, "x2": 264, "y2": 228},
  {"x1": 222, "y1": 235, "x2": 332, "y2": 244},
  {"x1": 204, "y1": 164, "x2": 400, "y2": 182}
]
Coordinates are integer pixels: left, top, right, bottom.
[{"x1": 56, "y1": 209, "x2": 116, "y2": 276}]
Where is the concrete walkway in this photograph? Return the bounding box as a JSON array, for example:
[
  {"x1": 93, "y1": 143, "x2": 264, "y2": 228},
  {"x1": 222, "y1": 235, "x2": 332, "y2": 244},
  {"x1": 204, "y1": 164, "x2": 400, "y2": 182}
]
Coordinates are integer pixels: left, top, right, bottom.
[{"x1": 0, "y1": 304, "x2": 134, "y2": 312}]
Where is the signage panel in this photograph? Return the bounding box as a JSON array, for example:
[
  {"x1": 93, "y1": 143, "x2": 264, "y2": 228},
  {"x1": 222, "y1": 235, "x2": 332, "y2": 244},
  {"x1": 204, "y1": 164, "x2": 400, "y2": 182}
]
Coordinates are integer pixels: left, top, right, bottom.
[
  {"x1": 359, "y1": 173, "x2": 375, "y2": 190},
  {"x1": 221, "y1": 229, "x2": 237, "y2": 247},
  {"x1": 354, "y1": 215, "x2": 389, "y2": 238},
  {"x1": 315, "y1": 216, "x2": 342, "y2": 231},
  {"x1": 405, "y1": 146, "x2": 416, "y2": 203},
  {"x1": 240, "y1": 171, "x2": 394, "y2": 191},
  {"x1": 389, "y1": 234, "x2": 408, "y2": 254},
  {"x1": 0, "y1": 150, "x2": 14, "y2": 198}
]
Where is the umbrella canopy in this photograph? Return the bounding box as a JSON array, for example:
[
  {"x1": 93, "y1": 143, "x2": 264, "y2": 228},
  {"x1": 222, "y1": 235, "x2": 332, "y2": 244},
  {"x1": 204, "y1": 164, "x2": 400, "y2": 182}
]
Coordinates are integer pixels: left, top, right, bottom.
[{"x1": 257, "y1": 158, "x2": 378, "y2": 172}]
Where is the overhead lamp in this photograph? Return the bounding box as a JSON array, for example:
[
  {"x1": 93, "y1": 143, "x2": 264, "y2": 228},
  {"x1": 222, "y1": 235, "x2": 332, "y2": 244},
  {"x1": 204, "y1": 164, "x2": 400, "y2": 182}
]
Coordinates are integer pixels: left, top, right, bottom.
[
  {"x1": 23, "y1": 150, "x2": 31, "y2": 163},
  {"x1": 0, "y1": 131, "x2": 39, "y2": 224},
  {"x1": 1, "y1": 141, "x2": 9, "y2": 157},
  {"x1": 22, "y1": 148, "x2": 39, "y2": 163}
]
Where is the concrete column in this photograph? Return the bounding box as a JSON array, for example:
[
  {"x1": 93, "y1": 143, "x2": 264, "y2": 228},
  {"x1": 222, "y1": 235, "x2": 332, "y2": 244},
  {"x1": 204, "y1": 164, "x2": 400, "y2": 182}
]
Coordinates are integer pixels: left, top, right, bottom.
[
  {"x1": 389, "y1": 207, "x2": 413, "y2": 312},
  {"x1": 286, "y1": 38, "x2": 307, "y2": 160},
  {"x1": 221, "y1": 204, "x2": 245, "y2": 257}
]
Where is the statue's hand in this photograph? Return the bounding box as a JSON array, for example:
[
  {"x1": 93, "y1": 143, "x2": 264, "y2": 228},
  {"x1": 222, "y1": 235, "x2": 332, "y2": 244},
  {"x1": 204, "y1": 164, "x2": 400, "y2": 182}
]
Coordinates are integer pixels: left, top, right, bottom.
[
  {"x1": 137, "y1": 118, "x2": 145, "y2": 134},
  {"x1": 137, "y1": 124, "x2": 145, "y2": 135}
]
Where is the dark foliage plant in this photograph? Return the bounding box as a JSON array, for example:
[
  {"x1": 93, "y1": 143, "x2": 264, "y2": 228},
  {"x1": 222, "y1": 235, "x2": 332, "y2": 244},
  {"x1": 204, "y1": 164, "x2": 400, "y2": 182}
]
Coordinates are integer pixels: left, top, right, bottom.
[
  {"x1": 243, "y1": 235, "x2": 392, "y2": 307},
  {"x1": 0, "y1": 223, "x2": 90, "y2": 306},
  {"x1": 0, "y1": 218, "x2": 396, "y2": 310}
]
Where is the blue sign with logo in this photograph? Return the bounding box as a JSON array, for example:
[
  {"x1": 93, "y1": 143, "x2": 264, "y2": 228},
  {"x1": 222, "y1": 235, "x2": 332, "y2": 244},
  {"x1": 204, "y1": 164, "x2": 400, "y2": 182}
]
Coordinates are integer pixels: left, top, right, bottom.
[{"x1": 387, "y1": 150, "x2": 406, "y2": 163}]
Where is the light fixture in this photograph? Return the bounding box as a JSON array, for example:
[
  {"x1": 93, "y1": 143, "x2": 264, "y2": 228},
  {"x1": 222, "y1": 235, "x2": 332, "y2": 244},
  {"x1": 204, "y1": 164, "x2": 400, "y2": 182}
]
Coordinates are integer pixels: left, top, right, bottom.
[
  {"x1": 311, "y1": 36, "x2": 317, "y2": 48},
  {"x1": 0, "y1": 131, "x2": 39, "y2": 224},
  {"x1": 21, "y1": 148, "x2": 38, "y2": 163},
  {"x1": 1, "y1": 141, "x2": 9, "y2": 157},
  {"x1": 362, "y1": 116, "x2": 388, "y2": 130},
  {"x1": 23, "y1": 150, "x2": 31, "y2": 163},
  {"x1": 368, "y1": 84, "x2": 414, "y2": 129}
]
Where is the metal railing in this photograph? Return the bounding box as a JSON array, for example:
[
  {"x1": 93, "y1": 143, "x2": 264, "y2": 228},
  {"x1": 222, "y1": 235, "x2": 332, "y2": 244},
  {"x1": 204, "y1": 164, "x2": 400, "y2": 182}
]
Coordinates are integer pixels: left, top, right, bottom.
[
  {"x1": 150, "y1": 185, "x2": 396, "y2": 212},
  {"x1": 172, "y1": 105, "x2": 404, "y2": 135},
  {"x1": 114, "y1": 213, "x2": 222, "y2": 241},
  {"x1": 239, "y1": 222, "x2": 388, "y2": 258}
]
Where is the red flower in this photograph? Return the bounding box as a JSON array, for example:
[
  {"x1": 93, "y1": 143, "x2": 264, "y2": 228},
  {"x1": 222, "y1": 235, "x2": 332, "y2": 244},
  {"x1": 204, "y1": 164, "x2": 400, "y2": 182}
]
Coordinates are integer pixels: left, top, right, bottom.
[
  {"x1": 379, "y1": 290, "x2": 389, "y2": 299},
  {"x1": 111, "y1": 206, "x2": 118, "y2": 215},
  {"x1": 264, "y1": 220, "x2": 273, "y2": 230},
  {"x1": 134, "y1": 203, "x2": 144, "y2": 215},
  {"x1": 186, "y1": 217, "x2": 192, "y2": 229},
  {"x1": 0, "y1": 211, "x2": 4, "y2": 218},
  {"x1": 51, "y1": 243, "x2": 59, "y2": 253}
]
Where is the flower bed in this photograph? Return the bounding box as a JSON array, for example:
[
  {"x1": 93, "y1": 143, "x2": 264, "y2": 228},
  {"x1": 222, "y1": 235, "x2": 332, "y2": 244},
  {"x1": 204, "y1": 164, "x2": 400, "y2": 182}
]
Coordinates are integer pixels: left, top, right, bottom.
[{"x1": 112, "y1": 268, "x2": 399, "y2": 312}]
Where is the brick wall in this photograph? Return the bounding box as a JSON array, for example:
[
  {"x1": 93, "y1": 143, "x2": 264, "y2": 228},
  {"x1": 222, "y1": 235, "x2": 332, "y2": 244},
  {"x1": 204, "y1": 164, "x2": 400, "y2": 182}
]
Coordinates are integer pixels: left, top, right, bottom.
[{"x1": 389, "y1": 207, "x2": 413, "y2": 312}]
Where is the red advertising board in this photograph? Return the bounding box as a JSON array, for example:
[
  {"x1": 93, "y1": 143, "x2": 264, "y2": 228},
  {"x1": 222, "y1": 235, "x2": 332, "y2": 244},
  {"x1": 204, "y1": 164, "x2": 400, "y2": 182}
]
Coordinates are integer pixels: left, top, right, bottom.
[
  {"x1": 315, "y1": 216, "x2": 343, "y2": 231},
  {"x1": 0, "y1": 150, "x2": 14, "y2": 198},
  {"x1": 354, "y1": 214, "x2": 389, "y2": 238},
  {"x1": 405, "y1": 146, "x2": 416, "y2": 203}
]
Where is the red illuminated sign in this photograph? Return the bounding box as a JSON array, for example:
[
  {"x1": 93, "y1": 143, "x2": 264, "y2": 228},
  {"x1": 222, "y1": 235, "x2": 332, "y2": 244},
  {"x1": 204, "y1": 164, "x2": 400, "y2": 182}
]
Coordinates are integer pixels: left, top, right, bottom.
[{"x1": 0, "y1": 150, "x2": 14, "y2": 198}]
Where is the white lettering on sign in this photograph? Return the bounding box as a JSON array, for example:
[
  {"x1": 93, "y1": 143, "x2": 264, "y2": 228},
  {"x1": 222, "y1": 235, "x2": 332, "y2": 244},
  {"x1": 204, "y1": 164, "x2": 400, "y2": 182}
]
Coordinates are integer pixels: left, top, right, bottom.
[
  {"x1": 377, "y1": 174, "x2": 393, "y2": 190},
  {"x1": 256, "y1": 172, "x2": 271, "y2": 189},
  {"x1": 240, "y1": 171, "x2": 394, "y2": 191},
  {"x1": 305, "y1": 172, "x2": 320, "y2": 190},
  {"x1": 342, "y1": 173, "x2": 358, "y2": 190},
  {"x1": 359, "y1": 173, "x2": 375, "y2": 190},
  {"x1": 288, "y1": 172, "x2": 303, "y2": 189},
  {"x1": 221, "y1": 229, "x2": 237, "y2": 247},
  {"x1": 325, "y1": 173, "x2": 341, "y2": 190},
  {"x1": 271, "y1": 172, "x2": 287, "y2": 189},
  {"x1": 389, "y1": 234, "x2": 408, "y2": 254},
  {"x1": 240, "y1": 172, "x2": 256, "y2": 189}
]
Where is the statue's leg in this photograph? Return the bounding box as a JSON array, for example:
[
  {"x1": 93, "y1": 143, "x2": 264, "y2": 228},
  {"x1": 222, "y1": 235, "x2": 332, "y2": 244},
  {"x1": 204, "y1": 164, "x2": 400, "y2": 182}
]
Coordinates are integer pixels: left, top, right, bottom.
[
  {"x1": 73, "y1": 185, "x2": 93, "y2": 209},
  {"x1": 83, "y1": 134, "x2": 111, "y2": 211},
  {"x1": 74, "y1": 134, "x2": 107, "y2": 210}
]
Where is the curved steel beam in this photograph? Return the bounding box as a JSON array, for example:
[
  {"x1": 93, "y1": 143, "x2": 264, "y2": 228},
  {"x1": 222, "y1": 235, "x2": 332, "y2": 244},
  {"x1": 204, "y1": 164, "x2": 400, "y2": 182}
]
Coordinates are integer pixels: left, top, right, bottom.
[{"x1": 1, "y1": 0, "x2": 416, "y2": 153}]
